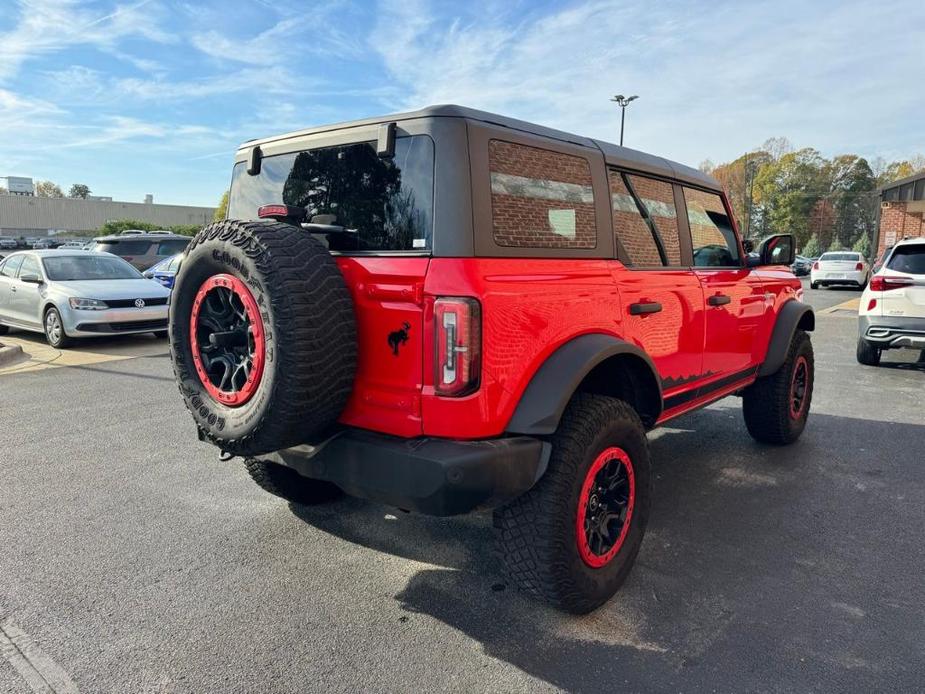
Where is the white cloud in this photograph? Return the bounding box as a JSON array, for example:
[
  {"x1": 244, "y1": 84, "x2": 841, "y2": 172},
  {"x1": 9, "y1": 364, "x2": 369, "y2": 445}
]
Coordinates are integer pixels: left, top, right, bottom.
[
  {"x1": 0, "y1": 0, "x2": 174, "y2": 81},
  {"x1": 370, "y1": 0, "x2": 925, "y2": 165}
]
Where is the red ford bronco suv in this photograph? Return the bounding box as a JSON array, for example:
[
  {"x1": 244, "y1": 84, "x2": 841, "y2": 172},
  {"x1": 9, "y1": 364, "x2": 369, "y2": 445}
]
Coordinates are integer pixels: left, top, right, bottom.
[{"x1": 169, "y1": 105, "x2": 814, "y2": 613}]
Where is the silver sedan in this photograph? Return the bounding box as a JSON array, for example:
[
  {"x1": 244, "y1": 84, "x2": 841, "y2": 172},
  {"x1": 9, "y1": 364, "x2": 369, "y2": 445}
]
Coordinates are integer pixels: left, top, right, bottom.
[{"x1": 0, "y1": 250, "x2": 170, "y2": 348}]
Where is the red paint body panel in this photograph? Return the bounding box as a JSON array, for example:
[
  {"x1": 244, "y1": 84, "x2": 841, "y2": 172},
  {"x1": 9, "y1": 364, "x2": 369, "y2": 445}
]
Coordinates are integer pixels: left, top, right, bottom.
[{"x1": 334, "y1": 250, "x2": 799, "y2": 440}]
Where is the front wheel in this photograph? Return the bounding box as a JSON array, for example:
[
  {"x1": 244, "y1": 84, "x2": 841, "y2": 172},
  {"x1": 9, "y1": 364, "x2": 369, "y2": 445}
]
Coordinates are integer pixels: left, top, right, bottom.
[
  {"x1": 742, "y1": 329, "x2": 814, "y2": 445},
  {"x1": 44, "y1": 307, "x2": 73, "y2": 348},
  {"x1": 494, "y1": 394, "x2": 651, "y2": 614}
]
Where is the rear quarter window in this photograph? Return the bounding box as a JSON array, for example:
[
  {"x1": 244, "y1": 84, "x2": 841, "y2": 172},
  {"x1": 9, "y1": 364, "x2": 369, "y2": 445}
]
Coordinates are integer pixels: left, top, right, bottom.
[
  {"x1": 156, "y1": 240, "x2": 189, "y2": 255},
  {"x1": 489, "y1": 140, "x2": 596, "y2": 249}
]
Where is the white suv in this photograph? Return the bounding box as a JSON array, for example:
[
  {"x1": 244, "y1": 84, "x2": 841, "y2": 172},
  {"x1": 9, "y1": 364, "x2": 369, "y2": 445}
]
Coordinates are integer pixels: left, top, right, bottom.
[
  {"x1": 857, "y1": 238, "x2": 925, "y2": 365},
  {"x1": 810, "y1": 251, "x2": 869, "y2": 289}
]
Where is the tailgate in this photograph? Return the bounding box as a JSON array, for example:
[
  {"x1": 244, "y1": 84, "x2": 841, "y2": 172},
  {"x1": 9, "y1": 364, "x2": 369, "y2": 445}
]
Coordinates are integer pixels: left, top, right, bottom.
[{"x1": 335, "y1": 257, "x2": 429, "y2": 437}]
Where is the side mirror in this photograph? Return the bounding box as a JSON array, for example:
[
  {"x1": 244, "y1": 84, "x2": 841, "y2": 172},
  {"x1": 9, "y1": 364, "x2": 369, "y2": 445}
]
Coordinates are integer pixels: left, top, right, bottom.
[
  {"x1": 747, "y1": 234, "x2": 795, "y2": 267},
  {"x1": 20, "y1": 273, "x2": 43, "y2": 284}
]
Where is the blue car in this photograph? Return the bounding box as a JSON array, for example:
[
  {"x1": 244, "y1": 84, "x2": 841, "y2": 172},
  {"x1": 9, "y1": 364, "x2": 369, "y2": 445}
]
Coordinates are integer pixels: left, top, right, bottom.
[{"x1": 143, "y1": 253, "x2": 183, "y2": 290}]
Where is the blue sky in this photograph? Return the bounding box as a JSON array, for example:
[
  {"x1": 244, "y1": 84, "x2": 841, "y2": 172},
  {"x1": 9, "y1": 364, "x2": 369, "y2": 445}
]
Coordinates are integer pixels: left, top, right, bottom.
[{"x1": 1, "y1": 0, "x2": 923, "y2": 207}]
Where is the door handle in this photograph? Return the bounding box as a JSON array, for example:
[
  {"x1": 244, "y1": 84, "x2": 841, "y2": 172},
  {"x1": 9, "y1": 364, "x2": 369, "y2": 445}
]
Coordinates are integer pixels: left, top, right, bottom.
[
  {"x1": 708, "y1": 294, "x2": 731, "y2": 306},
  {"x1": 629, "y1": 301, "x2": 662, "y2": 315}
]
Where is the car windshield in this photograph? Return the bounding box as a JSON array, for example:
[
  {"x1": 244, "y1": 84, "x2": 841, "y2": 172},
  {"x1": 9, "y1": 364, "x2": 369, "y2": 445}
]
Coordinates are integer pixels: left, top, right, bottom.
[
  {"x1": 42, "y1": 255, "x2": 142, "y2": 281},
  {"x1": 227, "y1": 135, "x2": 435, "y2": 252},
  {"x1": 820, "y1": 252, "x2": 858, "y2": 262},
  {"x1": 886, "y1": 244, "x2": 925, "y2": 274}
]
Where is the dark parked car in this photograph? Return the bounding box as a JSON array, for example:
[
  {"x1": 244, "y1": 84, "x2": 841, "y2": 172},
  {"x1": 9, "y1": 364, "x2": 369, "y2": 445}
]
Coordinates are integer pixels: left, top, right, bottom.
[
  {"x1": 91, "y1": 231, "x2": 190, "y2": 271},
  {"x1": 791, "y1": 255, "x2": 812, "y2": 276}
]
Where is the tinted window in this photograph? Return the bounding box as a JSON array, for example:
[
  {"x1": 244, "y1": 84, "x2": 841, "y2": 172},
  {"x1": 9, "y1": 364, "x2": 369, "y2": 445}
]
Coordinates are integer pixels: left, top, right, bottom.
[
  {"x1": 887, "y1": 244, "x2": 925, "y2": 274},
  {"x1": 684, "y1": 188, "x2": 740, "y2": 267},
  {"x1": 18, "y1": 255, "x2": 41, "y2": 278},
  {"x1": 1, "y1": 255, "x2": 23, "y2": 278},
  {"x1": 489, "y1": 140, "x2": 596, "y2": 249},
  {"x1": 43, "y1": 255, "x2": 142, "y2": 281},
  {"x1": 609, "y1": 171, "x2": 662, "y2": 266},
  {"x1": 625, "y1": 174, "x2": 681, "y2": 265},
  {"x1": 94, "y1": 240, "x2": 152, "y2": 256},
  {"x1": 228, "y1": 135, "x2": 435, "y2": 252},
  {"x1": 156, "y1": 240, "x2": 189, "y2": 256}
]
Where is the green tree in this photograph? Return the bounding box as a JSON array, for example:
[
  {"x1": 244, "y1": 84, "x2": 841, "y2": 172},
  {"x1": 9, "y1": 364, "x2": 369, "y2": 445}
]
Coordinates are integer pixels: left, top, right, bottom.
[
  {"x1": 68, "y1": 183, "x2": 91, "y2": 199},
  {"x1": 851, "y1": 233, "x2": 871, "y2": 259},
  {"x1": 213, "y1": 190, "x2": 229, "y2": 221},
  {"x1": 802, "y1": 235, "x2": 822, "y2": 257},
  {"x1": 753, "y1": 148, "x2": 827, "y2": 247},
  {"x1": 35, "y1": 180, "x2": 64, "y2": 198}
]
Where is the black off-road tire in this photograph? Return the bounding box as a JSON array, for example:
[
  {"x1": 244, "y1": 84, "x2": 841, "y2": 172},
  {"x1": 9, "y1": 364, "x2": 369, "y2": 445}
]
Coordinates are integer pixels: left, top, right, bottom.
[
  {"x1": 856, "y1": 338, "x2": 881, "y2": 366},
  {"x1": 494, "y1": 394, "x2": 652, "y2": 614},
  {"x1": 169, "y1": 219, "x2": 357, "y2": 457},
  {"x1": 742, "y1": 329, "x2": 814, "y2": 445},
  {"x1": 244, "y1": 458, "x2": 343, "y2": 505}
]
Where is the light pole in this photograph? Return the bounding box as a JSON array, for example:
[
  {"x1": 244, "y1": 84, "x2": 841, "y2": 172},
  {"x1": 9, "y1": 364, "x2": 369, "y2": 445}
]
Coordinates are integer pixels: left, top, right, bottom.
[{"x1": 610, "y1": 94, "x2": 638, "y2": 146}]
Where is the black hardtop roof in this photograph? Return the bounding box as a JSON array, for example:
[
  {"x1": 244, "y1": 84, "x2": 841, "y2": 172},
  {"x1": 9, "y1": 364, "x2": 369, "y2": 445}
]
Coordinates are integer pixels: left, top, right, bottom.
[{"x1": 239, "y1": 104, "x2": 721, "y2": 192}]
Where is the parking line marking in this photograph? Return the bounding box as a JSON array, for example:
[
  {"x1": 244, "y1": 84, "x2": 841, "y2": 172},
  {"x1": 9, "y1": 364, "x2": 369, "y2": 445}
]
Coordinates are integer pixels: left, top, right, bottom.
[
  {"x1": 0, "y1": 620, "x2": 79, "y2": 694},
  {"x1": 819, "y1": 298, "x2": 860, "y2": 315}
]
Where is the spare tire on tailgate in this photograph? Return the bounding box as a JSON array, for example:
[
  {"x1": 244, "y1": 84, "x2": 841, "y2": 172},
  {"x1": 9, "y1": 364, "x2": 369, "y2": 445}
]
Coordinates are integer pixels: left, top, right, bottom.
[{"x1": 169, "y1": 219, "x2": 357, "y2": 456}]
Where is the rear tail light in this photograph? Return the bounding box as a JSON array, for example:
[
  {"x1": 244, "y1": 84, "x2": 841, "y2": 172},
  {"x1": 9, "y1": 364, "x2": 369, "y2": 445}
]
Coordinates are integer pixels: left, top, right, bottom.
[
  {"x1": 855, "y1": 262, "x2": 864, "y2": 271},
  {"x1": 869, "y1": 275, "x2": 913, "y2": 292},
  {"x1": 812, "y1": 262, "x2": 819, "y2": 270},
  {"x1": 434, "y1": 297, "x2": 481, "y2": 397}
]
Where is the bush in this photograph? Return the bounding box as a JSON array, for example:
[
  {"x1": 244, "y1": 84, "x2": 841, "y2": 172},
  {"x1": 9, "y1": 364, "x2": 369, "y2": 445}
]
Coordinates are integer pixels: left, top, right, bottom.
[{"x1": 802, "y1": 235, "x2": 823, "y2": 258}]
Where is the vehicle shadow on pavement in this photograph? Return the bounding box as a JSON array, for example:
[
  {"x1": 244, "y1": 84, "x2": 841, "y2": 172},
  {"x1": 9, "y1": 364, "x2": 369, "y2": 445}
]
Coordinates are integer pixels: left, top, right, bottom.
[{"x1": 288, "y1": 407, "x2": 925, "y2": 692}]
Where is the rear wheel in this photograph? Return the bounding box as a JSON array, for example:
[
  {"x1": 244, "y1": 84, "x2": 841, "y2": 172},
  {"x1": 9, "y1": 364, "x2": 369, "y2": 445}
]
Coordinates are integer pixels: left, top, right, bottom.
[
  {"x1": 494, "y1": 394, "x2": 651, "y2": 614},
  {"x1": 743, "y1": 329, "x2": 814, "y2": 445},
  {"x1": 44, "y1": 307, "x2": 73, "y2": 348},
  {"x1": 244, "y1": 458, "x2": 342, "y2": 505},
  {"x1": 856, "y1": 338, "x2": 881, "y2": 366},
  {"x1": 810, "y1": 281, "x2": 819, "y2": 289}
]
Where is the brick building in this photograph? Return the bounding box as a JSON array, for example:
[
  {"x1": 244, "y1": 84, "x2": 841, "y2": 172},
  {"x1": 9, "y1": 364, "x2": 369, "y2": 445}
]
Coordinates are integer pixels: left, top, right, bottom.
[{"x1": 876, "y1": 171, "x2": 925, "y2": 257}]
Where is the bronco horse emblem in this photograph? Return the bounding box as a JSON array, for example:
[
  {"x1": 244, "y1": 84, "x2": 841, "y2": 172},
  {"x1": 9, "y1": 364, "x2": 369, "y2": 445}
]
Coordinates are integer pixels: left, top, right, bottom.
[{"x1": 388, "y1": 322, "x2": 411, "y2": 356}]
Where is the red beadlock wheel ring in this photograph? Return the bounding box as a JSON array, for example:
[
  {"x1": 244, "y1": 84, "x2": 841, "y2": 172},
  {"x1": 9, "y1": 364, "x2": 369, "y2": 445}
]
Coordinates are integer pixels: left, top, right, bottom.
[
  {"x1": 576, "y1": 446, "x2": 636, "y2": 568},
  {"x1": 189, "y1": 274, "x2": 266, "y2": 407},
  {"x1": 789, "y1": 355, "x2": 810, "y2": 420}
]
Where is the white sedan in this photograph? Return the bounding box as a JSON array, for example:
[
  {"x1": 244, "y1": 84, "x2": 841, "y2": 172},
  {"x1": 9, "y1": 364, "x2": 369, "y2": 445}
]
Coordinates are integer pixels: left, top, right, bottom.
[
  {"x1": 857, "y1": 237, "x2": 925, "y2": 365},
  {"x1": 0, "y1": 250, "x2": 170, "y2": 348},
  {"x1": 810, "y1": 251, "x2": 870, "y2": 290}
]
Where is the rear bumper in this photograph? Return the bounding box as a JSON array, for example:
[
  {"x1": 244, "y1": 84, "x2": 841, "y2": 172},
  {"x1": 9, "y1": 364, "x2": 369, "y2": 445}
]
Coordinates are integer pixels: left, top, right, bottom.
[
  {"x1": 812, "y1": 270, "x2": 866, "y2": 286},
  {"x1": 859, "y1": 315, "x2": 925, "y2": 350},
  {"x1": 252, "y1": 429, "x2": 551, "y2": 516}
]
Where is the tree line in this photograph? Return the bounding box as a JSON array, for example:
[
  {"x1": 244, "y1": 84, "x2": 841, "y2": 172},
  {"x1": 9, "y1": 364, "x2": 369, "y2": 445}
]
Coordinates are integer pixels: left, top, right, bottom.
[
  {"x1": 0, "y1": 181, "x2": 94, "y2": 199},
  {"x1": 701, "y1": 140, "x2": 924, "y2": 257}
]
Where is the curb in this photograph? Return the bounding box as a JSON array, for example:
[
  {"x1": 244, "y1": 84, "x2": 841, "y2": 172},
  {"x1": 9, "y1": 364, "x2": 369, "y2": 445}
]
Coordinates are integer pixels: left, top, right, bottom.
[{"x1": 0, "y1": 343, "x2": 25, "y2": 368}]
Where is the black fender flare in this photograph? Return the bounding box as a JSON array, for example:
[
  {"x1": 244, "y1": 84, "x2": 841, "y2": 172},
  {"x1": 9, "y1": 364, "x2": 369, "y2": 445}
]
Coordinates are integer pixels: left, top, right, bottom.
[
  {"x1": 758, "y1": 300, "x2": 815, "y2": 376},
  {"x1": 505, "y1": 333, "x2": 662, "y2": 435}
]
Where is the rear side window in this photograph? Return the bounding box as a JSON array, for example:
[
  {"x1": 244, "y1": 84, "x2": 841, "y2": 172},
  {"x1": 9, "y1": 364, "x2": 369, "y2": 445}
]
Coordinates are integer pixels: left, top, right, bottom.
[
  {"x1": 1, "y1": 256, "x2": 23, "y2": 278},
  {"x1": 489, "y1": 140, "x2": 596, "y2": 249},
  {"x1": 684, "y1": 188, "x2": 740, "y2": 267},
  {"x1": 625, "y1": 174, "x2": 681, "y2": 265},
  {"x1": 887, "y1": 244, "x2": 925, "y2": 274},
  {"x1": 94, "y1": 240, "x2": 152, "y2": 256},
  {"x1": 609, "y1": 171, "x2": 662, "y2": 266},
  {"x1": 820, "y1": 252, "x2": 860, "y2": 262}
]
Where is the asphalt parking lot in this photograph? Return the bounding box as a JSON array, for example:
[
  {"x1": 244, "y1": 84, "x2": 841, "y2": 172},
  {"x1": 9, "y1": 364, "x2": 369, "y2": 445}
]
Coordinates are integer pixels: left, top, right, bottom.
[{"x1": 1, "y1": 282, "x2": 923, "y2": 693}]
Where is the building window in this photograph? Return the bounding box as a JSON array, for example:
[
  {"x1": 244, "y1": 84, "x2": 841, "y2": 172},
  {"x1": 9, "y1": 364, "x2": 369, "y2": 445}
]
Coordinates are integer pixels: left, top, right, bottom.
[
  {"x1": 684, "y1": 187, "x2": 741, "y2": 267},
  {"x1": 489, "y1": 140, "x2": 597, "y2": 249}
]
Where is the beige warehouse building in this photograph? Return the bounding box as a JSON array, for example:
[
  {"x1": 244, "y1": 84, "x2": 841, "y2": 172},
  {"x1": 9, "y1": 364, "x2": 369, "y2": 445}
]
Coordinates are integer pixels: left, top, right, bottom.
[{"x1": 0, "y1": 194, "x2": 214, "y2": 236}]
